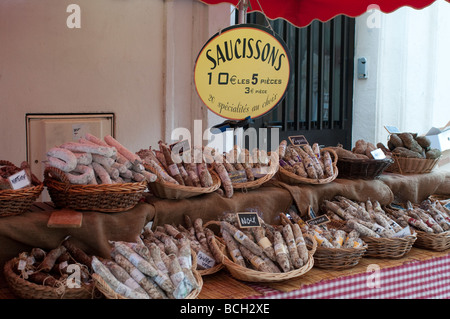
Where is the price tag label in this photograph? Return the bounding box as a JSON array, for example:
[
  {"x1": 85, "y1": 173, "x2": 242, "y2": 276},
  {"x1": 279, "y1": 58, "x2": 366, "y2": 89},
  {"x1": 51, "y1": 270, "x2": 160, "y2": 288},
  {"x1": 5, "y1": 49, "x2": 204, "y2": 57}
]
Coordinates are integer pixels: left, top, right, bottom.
[
  {"x1": 444, "y1": 202, "x2": 450, "y2": 210},
  {"x1": 288, "y1": 135, "x2": 309, "y2": 146},
  {"x1": 229, "y1": 170, "x2": 248, "y2": 183},
  {"x1": 8, "y1": 170, "x2": 31, "y2": 190},
  {"x1": 236, "y1": 212, "x2": 261, "y2": 228},
  {"x1": 384, "y1": 125, "x2": 400, "y2": 134},
  {"x1": 169, "y1": 139, "x2": 191, "y2": 155},
  {"x1": 390, "y1": 203, "x2": 405, "y2": 210},
  {"x1": 393, "y1": 226, "x2": 411, "y2": 238},
  {"x1": 196, "y1": 251, "x2": 216, "y2": 269},
  {"x1": 371, "y1": 148, "x2": 386, "y2": 160},
  {"x1": 306, "y1": 214, "x2": 331, "y2": 227}
]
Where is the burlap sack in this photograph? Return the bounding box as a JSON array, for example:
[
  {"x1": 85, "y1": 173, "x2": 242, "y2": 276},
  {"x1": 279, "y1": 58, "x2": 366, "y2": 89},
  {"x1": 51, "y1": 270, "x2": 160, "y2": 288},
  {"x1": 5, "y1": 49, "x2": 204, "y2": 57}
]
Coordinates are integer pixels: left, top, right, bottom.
[
  {"x1": 0, "y1": 203, "x2": 155, "y2": 271},
  {"x1": 266, "y1": 178, "x2": 395, "y2": 216},
  {"x1": 147, "y1": 186, "x2": 294, "y2": 227},
  {"x1": 379, "y1": 170, "x2": 450, "y2": 203}
]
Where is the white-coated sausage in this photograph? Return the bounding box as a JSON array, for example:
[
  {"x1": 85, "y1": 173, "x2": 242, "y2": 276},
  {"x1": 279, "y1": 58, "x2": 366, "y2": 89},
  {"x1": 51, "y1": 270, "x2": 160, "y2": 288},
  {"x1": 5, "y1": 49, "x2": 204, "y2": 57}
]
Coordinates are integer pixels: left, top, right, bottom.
[
  {"x1": 92, "y1": 154, "x2": 115, "y2": 167},
  {"x1": 47, "y1": 147, "x2": 78, "y2": 172},
  {"x1": 73, "y1": 152, "x2": 92, "y2": 165},
  {"x1": 64, "y1": 164, "x2": 95, "y2": 184},
  {"x1": 60, "y1": 142, "x2": 115, "y2": 158}
]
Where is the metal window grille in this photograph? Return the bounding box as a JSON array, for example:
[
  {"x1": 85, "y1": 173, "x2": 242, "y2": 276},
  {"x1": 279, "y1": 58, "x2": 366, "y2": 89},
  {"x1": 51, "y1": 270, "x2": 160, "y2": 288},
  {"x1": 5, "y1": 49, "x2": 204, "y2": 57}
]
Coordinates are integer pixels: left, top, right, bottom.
[{"x1": 242, "y1": 13, "x2": 355, "y2": 149}]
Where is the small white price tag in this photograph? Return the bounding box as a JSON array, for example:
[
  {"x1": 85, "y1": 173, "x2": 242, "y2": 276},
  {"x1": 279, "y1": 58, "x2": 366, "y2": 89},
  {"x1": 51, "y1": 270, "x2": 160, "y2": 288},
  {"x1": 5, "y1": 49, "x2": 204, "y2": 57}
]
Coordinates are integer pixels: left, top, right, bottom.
[
  {"x1": 7, "y1": 170, "x2": 31, "y2": 190},
  {"x1": 196, "y1": 250, "x2": 216, "y2": 269},
  {"x1": 371, "y1": 148, "x2": 386, "y2": 160},
  {"x1": 384, "y1": 125, "x2": 400, "y2": 134},
  {"x1": 17, "y1": 259, "x2": 27, "y2": 271},
  {"x1": 393, "y1": 226, "x2": 411, "y2": 238},
  {"x1": 72, "y1": 123, "x2": 85, "y2": 141}
]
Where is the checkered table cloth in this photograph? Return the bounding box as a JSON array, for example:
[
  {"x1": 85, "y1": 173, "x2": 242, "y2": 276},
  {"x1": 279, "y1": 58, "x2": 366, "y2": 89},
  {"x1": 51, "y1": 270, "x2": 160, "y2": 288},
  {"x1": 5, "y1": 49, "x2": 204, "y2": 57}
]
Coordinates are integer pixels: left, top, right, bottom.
[{"x1": 247, "y1": 254, "x2": 450, "y2": 299}]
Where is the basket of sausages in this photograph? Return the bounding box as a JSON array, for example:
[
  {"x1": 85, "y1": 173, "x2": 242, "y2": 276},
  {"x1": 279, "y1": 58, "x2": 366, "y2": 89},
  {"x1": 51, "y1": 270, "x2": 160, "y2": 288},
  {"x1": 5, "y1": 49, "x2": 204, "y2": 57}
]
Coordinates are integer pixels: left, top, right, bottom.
[
  {"x1": 277, "y1": 141, "x2": 338, "y2": 185},
  {"x1": 210, "y1": 146, "x2": 279, "y2": 197},
  {"x1": 3, "y1": 237, "x2": 96, "y2": 299},
  {"x1": 287, "y1": 210, "x2": 368, "y2": 270},
  {"x1": 323, "y1": 196, "x2": 417, "y2": 259},
  {"x1": 92, "y1": 222, "x2": 206, "y2": 299},
  {"x1": 0, "y1": 160, "x2": 44, "y2": 217},
  {"x1": 385, "y1": 199, "x2": 450, "y2": 252},
  {"x1": 205, "y1": 212, "x2": 316, "y2": 283},
  {"x1": 43, "y1": 134, "x2": 152, "y2": 213},
  {"x1": 137, "y1": 142, "x2": 221, "y2": 200}
]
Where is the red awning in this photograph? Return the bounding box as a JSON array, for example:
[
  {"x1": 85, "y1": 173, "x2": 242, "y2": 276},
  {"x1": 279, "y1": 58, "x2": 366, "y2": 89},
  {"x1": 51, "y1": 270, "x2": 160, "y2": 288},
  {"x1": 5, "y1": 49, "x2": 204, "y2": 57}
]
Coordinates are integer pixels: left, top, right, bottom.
[{"x1": 198, "y1": 0, "x2": 443, "y2": 27}]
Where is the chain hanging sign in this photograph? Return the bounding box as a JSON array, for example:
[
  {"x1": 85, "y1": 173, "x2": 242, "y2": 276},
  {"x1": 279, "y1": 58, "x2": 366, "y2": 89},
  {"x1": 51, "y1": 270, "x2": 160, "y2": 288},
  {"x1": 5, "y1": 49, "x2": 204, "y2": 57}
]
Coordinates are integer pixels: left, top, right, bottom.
[{"x1": 194, "y1": 24, "x2": 292, "y2": 120}]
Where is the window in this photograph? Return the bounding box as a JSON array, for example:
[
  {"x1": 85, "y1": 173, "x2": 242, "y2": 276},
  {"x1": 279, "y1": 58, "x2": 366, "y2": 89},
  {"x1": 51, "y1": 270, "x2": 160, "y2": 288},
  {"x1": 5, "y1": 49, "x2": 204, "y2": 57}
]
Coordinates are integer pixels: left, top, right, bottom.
[{"x1": 243, "y1": 13, "x2": 355, "y2": 149}]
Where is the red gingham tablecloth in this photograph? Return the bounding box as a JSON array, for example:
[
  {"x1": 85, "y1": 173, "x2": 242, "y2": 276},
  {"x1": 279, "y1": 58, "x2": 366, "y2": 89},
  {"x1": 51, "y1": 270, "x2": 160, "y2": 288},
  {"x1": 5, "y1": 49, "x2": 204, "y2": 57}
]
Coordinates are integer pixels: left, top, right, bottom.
[{"x1": 247, "y1": 254, "x2": 450, "y2": 299}]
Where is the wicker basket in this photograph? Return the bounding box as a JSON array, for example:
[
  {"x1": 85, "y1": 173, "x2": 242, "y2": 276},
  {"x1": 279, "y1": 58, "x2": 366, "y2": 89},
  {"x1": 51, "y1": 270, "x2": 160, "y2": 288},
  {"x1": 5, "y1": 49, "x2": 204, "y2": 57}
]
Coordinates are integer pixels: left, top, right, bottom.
[
  {"x1": 232, "y1": 152, "x2": 279, "y2": 192},
  {"x1": 384, "y1": 154, "x2": 441, "y2": 175},
  {"x1": 336, "y1": 157, "x2": 394, "y2": 180},
  {"x1": 145, "y1": 164, "x2": 221, "y2": 200},
  {"x1": 197, "y1": 222, "x2": 228, "y2": 276},
  {"x1": 428, "y1": 194, "x2": 450, "y2": 204},
  {"x1": 327, "y1": 214, "x2": 417, "y2": 259},
  {"x1": 362, "y1": 229, "x2": 417, "y2": 258},
  {"x1": 277, "y1": 148, "x2": 338, "y2": 185},
  {"x1": 92, "y1": 265, "x2": 203, "y2": 299},
  {"x1": 311, "y1": 244, "x2": 368, "y2": 270},
  {"x1": 307, "y1": 219, "x2": 367, "y2": 270},
  {"x1": 219, "y1": 233, "x2": 317, "y2": 283},
  {"x1": 197, "y1": 263, "x2": 224, "y2": 276},
  {"x1": 3, "y1": 257, "x2": 95, "y2": 299},
  {"x1": 414, "y1": 230, "x2": 450, "y2": 251},
  {"x1": 0, "y1": 160, "x2": 44, "y2": 217},
  {"x1": 44, "y1": 166, "x2": 147, "y2": 213}
]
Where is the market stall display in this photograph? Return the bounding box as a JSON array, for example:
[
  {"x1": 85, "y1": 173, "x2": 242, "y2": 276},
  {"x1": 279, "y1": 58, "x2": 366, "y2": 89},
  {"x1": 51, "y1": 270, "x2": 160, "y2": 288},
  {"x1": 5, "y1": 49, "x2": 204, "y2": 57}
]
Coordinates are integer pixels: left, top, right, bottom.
[
  {"x1": 2, "y1": 237, "x2": 95, "y2": 299},
  {"x1": 277, "y1": 140, "x2": 338, "y2": 185},
  {"x1": 322, "y1": 196, "x2": 417, "y2": 258},
  {"x1": 44, "y1": 134, "x2": 151, "y2": 212},
  {"x1": 385, "y1": 198, "x2": 450, "y2": 251},
  {"x1": 383, "y1": 133, "x2": 441, "y2": 174},
  {"x1": 0, "y1": 160, "x2": 44, "y2": 217},
  {"x1": 0, "y1": 169, "x2": 449, "y2": 299}
]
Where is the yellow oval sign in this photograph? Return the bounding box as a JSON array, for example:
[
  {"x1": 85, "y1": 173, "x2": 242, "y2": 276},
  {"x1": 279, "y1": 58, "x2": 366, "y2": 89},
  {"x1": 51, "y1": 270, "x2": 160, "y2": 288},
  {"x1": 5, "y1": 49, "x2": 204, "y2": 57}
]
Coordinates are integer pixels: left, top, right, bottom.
[{"x1": 194, "y1": 24, "x2": 292, "y2": 120}]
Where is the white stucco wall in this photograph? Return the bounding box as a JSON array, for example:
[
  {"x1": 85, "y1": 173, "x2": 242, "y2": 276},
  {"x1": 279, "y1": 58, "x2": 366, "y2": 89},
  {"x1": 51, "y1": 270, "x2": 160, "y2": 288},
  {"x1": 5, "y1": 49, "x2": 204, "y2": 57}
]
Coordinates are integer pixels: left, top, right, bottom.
[
  {"x1": 353, "y1": 0, "x2": 450, "y2": 148},
  {"x1": 0, "y1": 0, "x2": 231, "y2": 169},
  {"x1": 0, "y1": 0, "x2": 164, "y2": 165}
]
